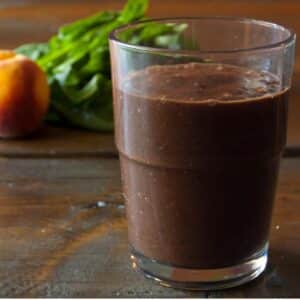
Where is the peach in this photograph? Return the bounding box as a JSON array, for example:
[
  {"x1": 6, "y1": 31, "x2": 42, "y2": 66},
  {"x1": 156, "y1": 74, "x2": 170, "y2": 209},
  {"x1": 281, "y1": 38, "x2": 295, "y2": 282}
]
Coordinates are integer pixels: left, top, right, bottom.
[{"x1": 0, "y1": 50, "x2": 49, "y2": 138}]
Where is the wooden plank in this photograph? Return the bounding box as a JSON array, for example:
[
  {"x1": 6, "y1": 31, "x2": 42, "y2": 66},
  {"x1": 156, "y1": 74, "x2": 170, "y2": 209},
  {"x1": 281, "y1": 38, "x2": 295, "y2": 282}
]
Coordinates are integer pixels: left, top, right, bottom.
[
  {"x1": 0, "y1": 156, "x2": 298, "y2": 297},
  {"x1": 0, "y1": 157, "x2": 121, "y2": 207},
  {"x1": 0, "y1": 126, "x2": 116, "y2": 158}
]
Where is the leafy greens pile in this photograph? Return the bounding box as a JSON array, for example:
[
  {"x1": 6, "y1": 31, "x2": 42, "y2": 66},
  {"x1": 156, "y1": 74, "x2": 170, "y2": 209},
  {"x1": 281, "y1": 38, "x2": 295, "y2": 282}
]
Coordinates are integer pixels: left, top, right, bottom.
[{"x1": 16, "y1": 0, "x2": 185, "y2": 132}]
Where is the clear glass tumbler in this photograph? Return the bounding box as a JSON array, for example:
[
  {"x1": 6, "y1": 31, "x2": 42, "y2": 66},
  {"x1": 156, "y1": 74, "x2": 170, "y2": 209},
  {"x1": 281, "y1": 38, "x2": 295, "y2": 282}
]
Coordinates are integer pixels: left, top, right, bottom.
[{"x1": 109, "y1": 17, "x2": 296, "y2": 290}]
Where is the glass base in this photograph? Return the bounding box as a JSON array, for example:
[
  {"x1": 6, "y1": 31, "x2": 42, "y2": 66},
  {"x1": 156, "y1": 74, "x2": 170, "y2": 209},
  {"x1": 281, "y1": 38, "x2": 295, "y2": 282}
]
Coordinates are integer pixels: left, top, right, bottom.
[{"x1": 130, "y1": 244, "x2": 268, "y2": 291}]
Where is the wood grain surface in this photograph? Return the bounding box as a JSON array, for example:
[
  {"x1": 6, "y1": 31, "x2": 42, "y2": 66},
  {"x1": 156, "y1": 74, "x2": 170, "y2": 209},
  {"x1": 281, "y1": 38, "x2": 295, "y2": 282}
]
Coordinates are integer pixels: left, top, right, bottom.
[
  {"x1": 0, "y1": 126, "x2": 116, "y2": 158},
  {"x1": 0, "y1": 157, "x2": 299, "y2": 297},
  {"x1": 0, "y1": 0, "x2": 299, "y2": 298}
]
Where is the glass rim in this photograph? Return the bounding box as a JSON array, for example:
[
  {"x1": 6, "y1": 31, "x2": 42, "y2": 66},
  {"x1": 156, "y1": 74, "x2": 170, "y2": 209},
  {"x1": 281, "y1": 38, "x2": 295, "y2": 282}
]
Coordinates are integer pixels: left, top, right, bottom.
[{"x1": 109, "y1": 16, "x2": 296, "y2": 55}]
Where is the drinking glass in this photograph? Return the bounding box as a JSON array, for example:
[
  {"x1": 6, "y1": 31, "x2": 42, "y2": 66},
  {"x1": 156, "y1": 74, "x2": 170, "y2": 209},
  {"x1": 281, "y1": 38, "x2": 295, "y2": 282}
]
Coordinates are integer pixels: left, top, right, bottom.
[{"x1": 109, "y1": 17, "x2": 296, "y2": 290}]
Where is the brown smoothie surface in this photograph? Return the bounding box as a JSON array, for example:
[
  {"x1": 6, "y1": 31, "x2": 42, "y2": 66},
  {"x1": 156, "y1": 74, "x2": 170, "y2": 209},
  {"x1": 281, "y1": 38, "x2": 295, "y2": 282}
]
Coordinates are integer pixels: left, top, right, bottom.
[
  {"x1": 114, "y1": 63, "x2": 288, "y2": 268},
  {"x1": 124, "y1": 63, "x2": 279, "y2": 102}
]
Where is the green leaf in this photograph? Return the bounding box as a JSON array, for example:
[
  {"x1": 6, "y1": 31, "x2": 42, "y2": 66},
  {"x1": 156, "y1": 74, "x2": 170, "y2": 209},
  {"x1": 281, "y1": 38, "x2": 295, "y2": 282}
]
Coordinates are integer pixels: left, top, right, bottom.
[
  {"x1": 46, "y1": 106, "x2": 66, "y2": 125},
  {"x1": 79, "y1": 47, "x2": 110, "y2": 76},
  {"x1": 54, "y1": 65, "x2": 81, "y2": 87},
  {"x1": 13, "y1": 0, "x2": 190, "y2": 132},
  {"x1": 119, "y1": 0, "x2": 148, "y2": 23},
  {"x1": 60, "y1": 74, "x2": 106, "y2": 105},
  {"x1": 59, "y1": 11, "x2": 119, "y2": 40},
  {"x1": 50, "y1": 82, "x2": 114, "y2": 132},
  {"x1": 15, "y1": 43, "x2": 49, "y2": 60}
]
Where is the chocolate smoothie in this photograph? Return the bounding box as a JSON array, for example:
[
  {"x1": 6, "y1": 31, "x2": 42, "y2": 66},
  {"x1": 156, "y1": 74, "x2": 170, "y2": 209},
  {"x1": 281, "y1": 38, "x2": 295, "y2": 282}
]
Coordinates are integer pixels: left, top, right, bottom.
[{"x1": 114, "y1": 63, "x2": 288, "y2": 269}]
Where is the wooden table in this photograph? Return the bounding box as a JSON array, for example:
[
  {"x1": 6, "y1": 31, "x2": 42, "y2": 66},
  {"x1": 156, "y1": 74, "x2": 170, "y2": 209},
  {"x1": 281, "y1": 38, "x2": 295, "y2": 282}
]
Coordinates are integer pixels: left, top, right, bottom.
[{"x1": 0, "y1": 1, "x2": 299, "y2": 297}]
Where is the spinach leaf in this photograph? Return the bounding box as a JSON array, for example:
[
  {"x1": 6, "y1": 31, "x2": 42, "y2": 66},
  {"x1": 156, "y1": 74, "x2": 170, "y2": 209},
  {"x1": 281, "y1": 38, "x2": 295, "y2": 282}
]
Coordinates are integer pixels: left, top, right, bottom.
[{"x1": 15, "y1": 0, "x2": 188, "y2": 132}]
